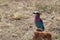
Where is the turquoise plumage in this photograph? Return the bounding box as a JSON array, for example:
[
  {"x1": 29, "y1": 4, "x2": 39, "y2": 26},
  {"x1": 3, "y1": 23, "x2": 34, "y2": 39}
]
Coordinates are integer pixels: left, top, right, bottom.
[{"x1": 35, "y1": 20, "x2": 44, "y2": 31}]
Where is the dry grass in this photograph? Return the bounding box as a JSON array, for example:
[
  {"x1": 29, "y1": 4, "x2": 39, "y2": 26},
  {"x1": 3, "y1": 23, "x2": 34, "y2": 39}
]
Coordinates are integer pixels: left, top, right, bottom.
[
  {"x1": 0, "y1": 0, "x2": 60, "y2": 40},
  {"x1": 11, "y1": 13, "x2": 30, "y2": 20}
]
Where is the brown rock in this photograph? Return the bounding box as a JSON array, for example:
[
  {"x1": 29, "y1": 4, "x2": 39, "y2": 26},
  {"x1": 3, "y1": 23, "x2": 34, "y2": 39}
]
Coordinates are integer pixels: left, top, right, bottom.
[{"x1": 33, "y1": 31, "x2": 52, "y2": 40}]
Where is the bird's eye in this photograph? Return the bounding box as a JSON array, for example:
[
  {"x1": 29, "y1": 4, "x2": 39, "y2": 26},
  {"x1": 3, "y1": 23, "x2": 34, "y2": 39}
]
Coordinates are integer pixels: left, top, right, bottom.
[{"x1": 33, "y1": 13, "x2": 35, "y2": 14}]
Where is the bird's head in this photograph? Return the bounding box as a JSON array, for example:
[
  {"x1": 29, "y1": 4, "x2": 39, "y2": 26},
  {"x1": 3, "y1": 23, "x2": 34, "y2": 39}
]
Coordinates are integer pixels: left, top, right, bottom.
[{"x1": 33, "y1": 11, "x2": 42, "y2": 15}]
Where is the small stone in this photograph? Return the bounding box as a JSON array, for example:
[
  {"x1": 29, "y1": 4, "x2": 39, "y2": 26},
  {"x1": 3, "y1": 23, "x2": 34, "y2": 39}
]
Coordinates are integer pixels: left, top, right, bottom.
[
  {"x1": 12, "y1": 33, "x2": 17, "y2": 37},
  {"x1": 56, "y1": 17, "x2": 60, "y2": 21}
]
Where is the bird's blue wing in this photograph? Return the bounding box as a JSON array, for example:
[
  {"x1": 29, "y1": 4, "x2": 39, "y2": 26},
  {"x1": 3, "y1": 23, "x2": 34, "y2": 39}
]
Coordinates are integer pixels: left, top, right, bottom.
[{"x1": 35, "y1": 21, "x2": 44, "y2": 31}]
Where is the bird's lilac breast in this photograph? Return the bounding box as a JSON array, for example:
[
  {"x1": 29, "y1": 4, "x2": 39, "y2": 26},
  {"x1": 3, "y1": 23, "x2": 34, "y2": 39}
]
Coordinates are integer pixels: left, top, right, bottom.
[
  {"x1": 35, "y1": 17, "x2": 42, "y2": 23},
  {"x1": 34, "y1": 14, "x2": 42, "y2": 24}
]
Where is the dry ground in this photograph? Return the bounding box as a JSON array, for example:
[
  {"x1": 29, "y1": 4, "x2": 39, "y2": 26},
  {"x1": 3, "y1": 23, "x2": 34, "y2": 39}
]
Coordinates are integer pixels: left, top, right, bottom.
[{"x1": 0, "y1": 0, "x2": 60, "y2": 40}]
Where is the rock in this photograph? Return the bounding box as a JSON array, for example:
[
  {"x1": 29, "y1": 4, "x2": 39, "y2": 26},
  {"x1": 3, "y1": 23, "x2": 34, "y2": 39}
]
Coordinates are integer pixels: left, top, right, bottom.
[{"x1": 33, "y1": 31, "x2": 52, "y2": 40}]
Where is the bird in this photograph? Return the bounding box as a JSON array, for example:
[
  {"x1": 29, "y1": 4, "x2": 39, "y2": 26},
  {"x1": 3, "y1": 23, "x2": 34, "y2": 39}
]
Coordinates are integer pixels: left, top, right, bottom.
[{"x1": 33, "y1": 11, "x2": 45, "y2": 31}]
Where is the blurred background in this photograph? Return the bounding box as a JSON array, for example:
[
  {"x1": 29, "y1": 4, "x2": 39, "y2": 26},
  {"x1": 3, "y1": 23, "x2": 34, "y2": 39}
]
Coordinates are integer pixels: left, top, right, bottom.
[{"x1": 0, "y1": 0, "x2": 60, "y2": 40}]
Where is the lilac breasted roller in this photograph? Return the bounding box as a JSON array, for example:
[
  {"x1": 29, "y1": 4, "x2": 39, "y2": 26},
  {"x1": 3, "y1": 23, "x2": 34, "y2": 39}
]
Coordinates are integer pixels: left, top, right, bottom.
[{"x1": 33, "y1": 11, "x2": 45, "y2": 31}]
